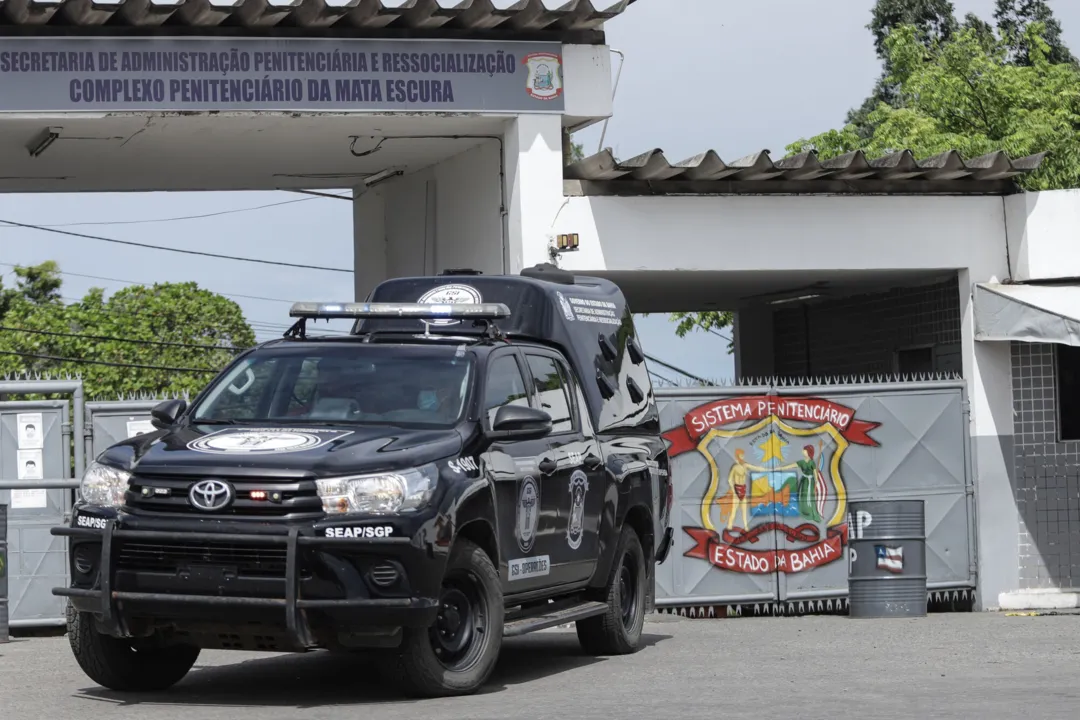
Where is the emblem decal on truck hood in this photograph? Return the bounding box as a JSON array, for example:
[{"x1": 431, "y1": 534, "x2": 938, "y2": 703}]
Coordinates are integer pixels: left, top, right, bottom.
[{"x1": 187, "y1": 428, "x2": 354, "y2": 455}]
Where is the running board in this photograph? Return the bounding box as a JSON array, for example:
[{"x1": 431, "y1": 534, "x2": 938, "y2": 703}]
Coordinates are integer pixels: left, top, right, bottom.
[{"x1": 502, "y1": 601, "x2": 607, "y2": 638}]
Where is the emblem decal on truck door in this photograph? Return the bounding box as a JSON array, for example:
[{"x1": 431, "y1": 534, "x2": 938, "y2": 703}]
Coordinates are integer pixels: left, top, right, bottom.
[
  {"x1": 516, "y1": 475, "x2": 540, "y2": 553},
  {"x1": 566, "y1": 470, "x2": 589, "y2": 550}
]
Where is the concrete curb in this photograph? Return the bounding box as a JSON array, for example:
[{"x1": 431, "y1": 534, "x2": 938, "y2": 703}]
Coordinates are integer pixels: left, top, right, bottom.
[{"x1": 998, "y1": 590, "x2": 1080, "y2": 611}]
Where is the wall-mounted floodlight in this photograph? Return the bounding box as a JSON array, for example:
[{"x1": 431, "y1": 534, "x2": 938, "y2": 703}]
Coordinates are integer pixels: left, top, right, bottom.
[
  {"x1": 27, "y1": 127, "x2": 62, "y2": 158},
  {"x1": 548, "y1": 232, "x2": 581, "y2": 263}
]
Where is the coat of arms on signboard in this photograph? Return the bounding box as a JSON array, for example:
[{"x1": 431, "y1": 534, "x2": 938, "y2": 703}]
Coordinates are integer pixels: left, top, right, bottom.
[
  {"x1": 522, "y1": 52, "x2": 563, "y2": 101},
  {"x1": 663, "y1": 395, "x2": 881, "y2": 575}
]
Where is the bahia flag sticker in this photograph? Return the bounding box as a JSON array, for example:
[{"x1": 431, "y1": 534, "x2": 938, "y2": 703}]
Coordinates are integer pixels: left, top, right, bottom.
[{"x1": 875, "y1": 544, "x2": 904, "y2": 573}]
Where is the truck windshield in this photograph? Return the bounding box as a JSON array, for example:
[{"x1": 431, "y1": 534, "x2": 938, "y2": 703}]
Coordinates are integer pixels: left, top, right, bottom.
[{"x1": 189, "y1": 344, "x2": 474, "y2": 429}]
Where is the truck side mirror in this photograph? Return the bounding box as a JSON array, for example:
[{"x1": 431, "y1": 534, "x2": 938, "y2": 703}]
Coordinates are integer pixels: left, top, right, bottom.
[
  {"x1": 488, "y1": 404, "x2": 552, "y2": 441},
  {"x1": 150, "y1": 399, "x2": 188, "y2": 430}
]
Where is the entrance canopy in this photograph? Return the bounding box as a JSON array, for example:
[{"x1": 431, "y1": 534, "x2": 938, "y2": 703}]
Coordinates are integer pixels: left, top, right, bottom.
[{"x1": 974, "y1": 282, "x2": 1080, "y2": 347}]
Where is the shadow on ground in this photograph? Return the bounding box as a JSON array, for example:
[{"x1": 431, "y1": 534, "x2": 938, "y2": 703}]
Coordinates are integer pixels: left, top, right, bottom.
[{"x1": 73, "y1": 632, "x2": 671, "y2": 708}]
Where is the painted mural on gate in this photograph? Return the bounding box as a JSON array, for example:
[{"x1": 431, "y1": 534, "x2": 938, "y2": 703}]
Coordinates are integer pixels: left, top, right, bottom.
[{"x1": 663, "y1": 395, "x2": 881, "y2": 575}]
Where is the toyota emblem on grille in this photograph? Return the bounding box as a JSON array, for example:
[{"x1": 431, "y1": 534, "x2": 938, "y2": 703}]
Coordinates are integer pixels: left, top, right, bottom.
[{"x1": 189, "y1": 479, "x2": 234, "y2": 512}]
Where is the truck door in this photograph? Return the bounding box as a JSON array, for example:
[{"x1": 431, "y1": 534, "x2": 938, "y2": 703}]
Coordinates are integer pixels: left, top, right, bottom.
[
  {"x1": 480, "y1": 350, "x2": 553, "y2": 595},
  {"x1": 522, "y1": 350, "x2": 600, "y2": 586}
]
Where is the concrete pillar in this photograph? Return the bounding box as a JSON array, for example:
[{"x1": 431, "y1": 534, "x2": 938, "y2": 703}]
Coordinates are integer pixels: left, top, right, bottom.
[
  {"x1": 734, "y1": 305, "x2": 775, "y2": 380},
  {"x1": 959, "y1": 267, "x2": 1019, "y2": 610},
  {"x1": 502, "y1": 115, "x2": 565, "y2": 274},
  {"x1": 352, "y1": 186, "x2": 387, "y2": 301}
]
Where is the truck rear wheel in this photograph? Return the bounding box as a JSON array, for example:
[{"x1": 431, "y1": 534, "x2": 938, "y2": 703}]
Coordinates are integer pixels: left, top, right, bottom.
[
  {"x1": 67, "y1": 604, "x2": 201, "y2": 692},
  {"x1": 388, "y1": 538, "x2": 504, "y2": 697},
  {"x1": 576, "y1": 524, "x2": 647, "y2": 655}
]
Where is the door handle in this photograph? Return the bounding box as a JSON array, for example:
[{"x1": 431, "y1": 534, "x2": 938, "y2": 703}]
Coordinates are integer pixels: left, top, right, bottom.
[
  {"x1": 538, "y1": 457, "x2": 558, "y2": 475},
  {"x1": 584, "y1": 453, "x2": 604, "y2": 470}
]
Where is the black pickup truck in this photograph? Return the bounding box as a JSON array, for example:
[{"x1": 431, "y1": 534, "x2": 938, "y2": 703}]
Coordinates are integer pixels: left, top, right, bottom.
[{"x1": 53, "y1": 263, "x2": 674, "y2": 697}]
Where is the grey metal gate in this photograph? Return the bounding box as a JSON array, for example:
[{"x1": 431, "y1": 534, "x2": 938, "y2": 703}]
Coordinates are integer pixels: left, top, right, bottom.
[
  {"x1": 85, "y1": 399, "x2": 162, "y2": 461},
  {"x1": 655, "y1": 377, "x2": 975, "y2": 612},
  {"x1": 0, "y1": 400, "x2": 74, "y2": 626}
]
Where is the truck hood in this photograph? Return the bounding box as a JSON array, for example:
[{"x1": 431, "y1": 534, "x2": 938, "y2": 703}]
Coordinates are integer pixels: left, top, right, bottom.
[{"x1": 97, "y1": 422, "x2": 464, "y2": 478}]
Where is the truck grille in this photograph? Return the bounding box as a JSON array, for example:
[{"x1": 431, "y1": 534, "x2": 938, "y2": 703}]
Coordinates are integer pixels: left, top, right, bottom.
[
  {"x1": 116, "y1": 540, "x2": 289, "y2": 578},
  {"x1": 124, "y1": 474, "x2": 322, "y2": 520}
]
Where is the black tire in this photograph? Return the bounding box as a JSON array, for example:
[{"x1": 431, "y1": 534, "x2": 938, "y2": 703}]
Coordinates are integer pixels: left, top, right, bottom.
[
  {"x1": 67, "y1": 604, "x2": 201, "y2": 692},
  {"x1": 388, "y1": 539, "x2": 504, "y2": 698},
  {"x1": 576, "y1": 525, "x2": 647, "y2": 655}
]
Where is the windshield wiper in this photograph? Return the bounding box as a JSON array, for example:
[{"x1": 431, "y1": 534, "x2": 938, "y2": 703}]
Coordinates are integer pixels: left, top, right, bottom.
[{"x1": 192, "y1": 419, "x2": 239, "y2": 425}]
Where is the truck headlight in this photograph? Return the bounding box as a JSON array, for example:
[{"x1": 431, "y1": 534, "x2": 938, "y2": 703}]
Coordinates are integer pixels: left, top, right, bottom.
[
  {"x1": 316, "y1": 464, "x2": 437, "y2": 515},
  {"x1": 80, "y1": 461, "x2": 132, "y2": 507}
]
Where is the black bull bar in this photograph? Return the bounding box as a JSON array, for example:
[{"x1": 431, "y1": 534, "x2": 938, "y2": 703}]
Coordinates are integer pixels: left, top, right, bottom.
[{"x1": 50, "y1": 521, "x2": 436, "y2": 647}]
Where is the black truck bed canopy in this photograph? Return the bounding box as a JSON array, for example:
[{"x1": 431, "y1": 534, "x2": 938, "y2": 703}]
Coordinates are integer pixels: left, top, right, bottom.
[{"x1": 355, "y1": 266, "x2": 658, "y2": 435}]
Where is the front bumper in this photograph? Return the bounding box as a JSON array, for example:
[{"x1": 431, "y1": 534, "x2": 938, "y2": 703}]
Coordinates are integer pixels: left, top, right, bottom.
[{"x1": 51, "y1": 514, "x2": 444, "y2": 650}]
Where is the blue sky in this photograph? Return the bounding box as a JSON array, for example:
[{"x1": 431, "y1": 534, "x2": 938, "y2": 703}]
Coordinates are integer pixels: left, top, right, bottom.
[{"x1": 2, "y1": 0, "x2": 1076, "y2": 384}]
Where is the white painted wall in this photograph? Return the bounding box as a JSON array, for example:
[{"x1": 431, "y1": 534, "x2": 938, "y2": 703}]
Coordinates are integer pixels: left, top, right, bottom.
[
  {"x1": 503, "y1": 115, "x2": 565, "y2": 273},
  {"x1": 1006, "y1": 189, "x2": 1080, "y2": 282},
  {"x1": 554, "y1": 193, "x2": 1007, "y2": 272},
  {"x1": 353, "y1": 137, "x2": 505, "y2": 297},
  {"x1": 352, "y1": 186, "x2": 387, "y2": 301},
  {"x1": 561, "y1": 44, "x2": 613, "y2": 127}
]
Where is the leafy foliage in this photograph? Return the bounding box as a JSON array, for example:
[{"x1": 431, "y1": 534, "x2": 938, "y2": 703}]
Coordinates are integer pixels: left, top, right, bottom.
[
  {"x1": 845, "y1": 0, "x2": 1075, "y2": 137},
  {"x1": 571, "y1": 139, "x2": 585, "y2": 162},
  {"x1": 994, "y1": 0, "x2": 1076, "y2": 66},
  {"x1": 0, "y1": 262, "x2": 256, "y2": 398},
  {"x1": 788, "y1": 22, "x2": 1080, "y2": 191},
  {"x1": 666, "y1": 310, "x2": 735, "y2": 353}
]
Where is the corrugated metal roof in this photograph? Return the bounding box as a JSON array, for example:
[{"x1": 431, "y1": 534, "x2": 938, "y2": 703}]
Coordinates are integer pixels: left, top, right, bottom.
[
  {"x1": 566, "y1": 147, "x2": 1048, "y2": 196},
  {"x1": 0, "y1": 0, "x2": 632, "y2": 34}
]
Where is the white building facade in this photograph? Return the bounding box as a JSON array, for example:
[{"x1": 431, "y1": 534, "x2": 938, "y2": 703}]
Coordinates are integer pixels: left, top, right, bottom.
[{"x1": 0, "y1": 0, "x2": 1075, "y2": 612}]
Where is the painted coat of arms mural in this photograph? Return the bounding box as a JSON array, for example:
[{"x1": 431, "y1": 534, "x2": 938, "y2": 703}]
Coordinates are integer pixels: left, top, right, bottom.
[{"x1": 663, "y1": 395, "x2": 880, "y2": 575}]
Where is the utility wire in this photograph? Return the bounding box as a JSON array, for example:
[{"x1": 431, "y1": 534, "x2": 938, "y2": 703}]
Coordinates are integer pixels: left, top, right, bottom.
[
  {"x1": 0, "y1": 349, "x2": 221, "y2": 374},
  {"x1": 23, "y1": 193, "x2": 351, "y2": 229},
  {"x1": 0, "y1": 219, "x2": 354, "y2": 274},
  {"x1": 644, "y1": 352, "x2": 713, "y2": 386},
  {"x1": 0, "y1": 324, "x2": 248, "y2": 353}
]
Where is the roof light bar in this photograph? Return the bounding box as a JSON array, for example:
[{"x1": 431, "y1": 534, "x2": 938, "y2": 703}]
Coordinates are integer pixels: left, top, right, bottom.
[{"x1": 289, "y1": 301, "x2": 511, "y2": 321}]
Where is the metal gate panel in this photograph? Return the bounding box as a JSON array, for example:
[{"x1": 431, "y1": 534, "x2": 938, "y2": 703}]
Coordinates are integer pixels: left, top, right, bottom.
[
  {"x1": 0, "y1": 401, "x2": 72, "y2": 626},
  {"x1": 771, "y1": 383, "x2": 971, "y2": 601},
  {"x1": 656, "y1": 388, "x2": 780, "y2": 605},
  {"x1": 85, "y1": 400, "x2": 161, "y2": 461},
  {"x1": 656, "y1": 379, "x2": 974, "y2": 609}
]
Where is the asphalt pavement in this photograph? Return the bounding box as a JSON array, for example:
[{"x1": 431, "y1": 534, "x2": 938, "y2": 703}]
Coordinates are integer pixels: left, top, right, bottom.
[{"x1": 2, "y1": 611, "x2": 1078, "y2": 719}]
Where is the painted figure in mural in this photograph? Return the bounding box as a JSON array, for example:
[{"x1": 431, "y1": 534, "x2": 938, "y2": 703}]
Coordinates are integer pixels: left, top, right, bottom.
[
  {"x1": 777, "y1": 442, "x2": 826, "y2": 523},
  {"x1": 532, "y1": 64, "x2": 554, "y2": 92},
  {"x1": 719, "y1": 448, "x2": 767, "y2": 530}
]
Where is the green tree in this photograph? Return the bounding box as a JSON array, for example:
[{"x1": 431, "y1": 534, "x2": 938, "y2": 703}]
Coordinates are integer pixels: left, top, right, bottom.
[
  {"x1": 0, "y1": 260, "x2": 63, "y2": 318},
  {"x1": 788, "y1": 22, "x2": 1080, "y2": 192},
  {"x1": 0, "y1": 262, "x2": 256, "y2": 398},
  {"x1": 994, "y1": 0, "x2": 1076, "y2": 66},
  {"x1": 846, "y1": 0, "x2": 960, "y2": 137}
]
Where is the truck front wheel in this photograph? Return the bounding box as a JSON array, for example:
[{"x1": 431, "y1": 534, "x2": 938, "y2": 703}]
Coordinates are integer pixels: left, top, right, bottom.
[
  {"x1": 576, "y1": 524, "x2": 647, "y2": 655},
  {"x1": 388, "y1": 538, "x2": 504, "y2": 697},
  {"x1": 68, "y1": 604, "x2": 201, "y2": 691}
]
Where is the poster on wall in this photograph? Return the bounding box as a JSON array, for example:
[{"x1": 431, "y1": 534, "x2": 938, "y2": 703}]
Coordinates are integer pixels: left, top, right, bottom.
[
  {"x1": 664, "y1": 394, "x2": 881, "y2": 576},
  {"x1": 16, "y1": 412, "x2": 43, "y2": 449},
  {"x1": 16, "y1": 449, "x2": 44, "y2": 481},
  {"x1": 126, "y1": 419, "x2": 156, "y2": 438}
]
